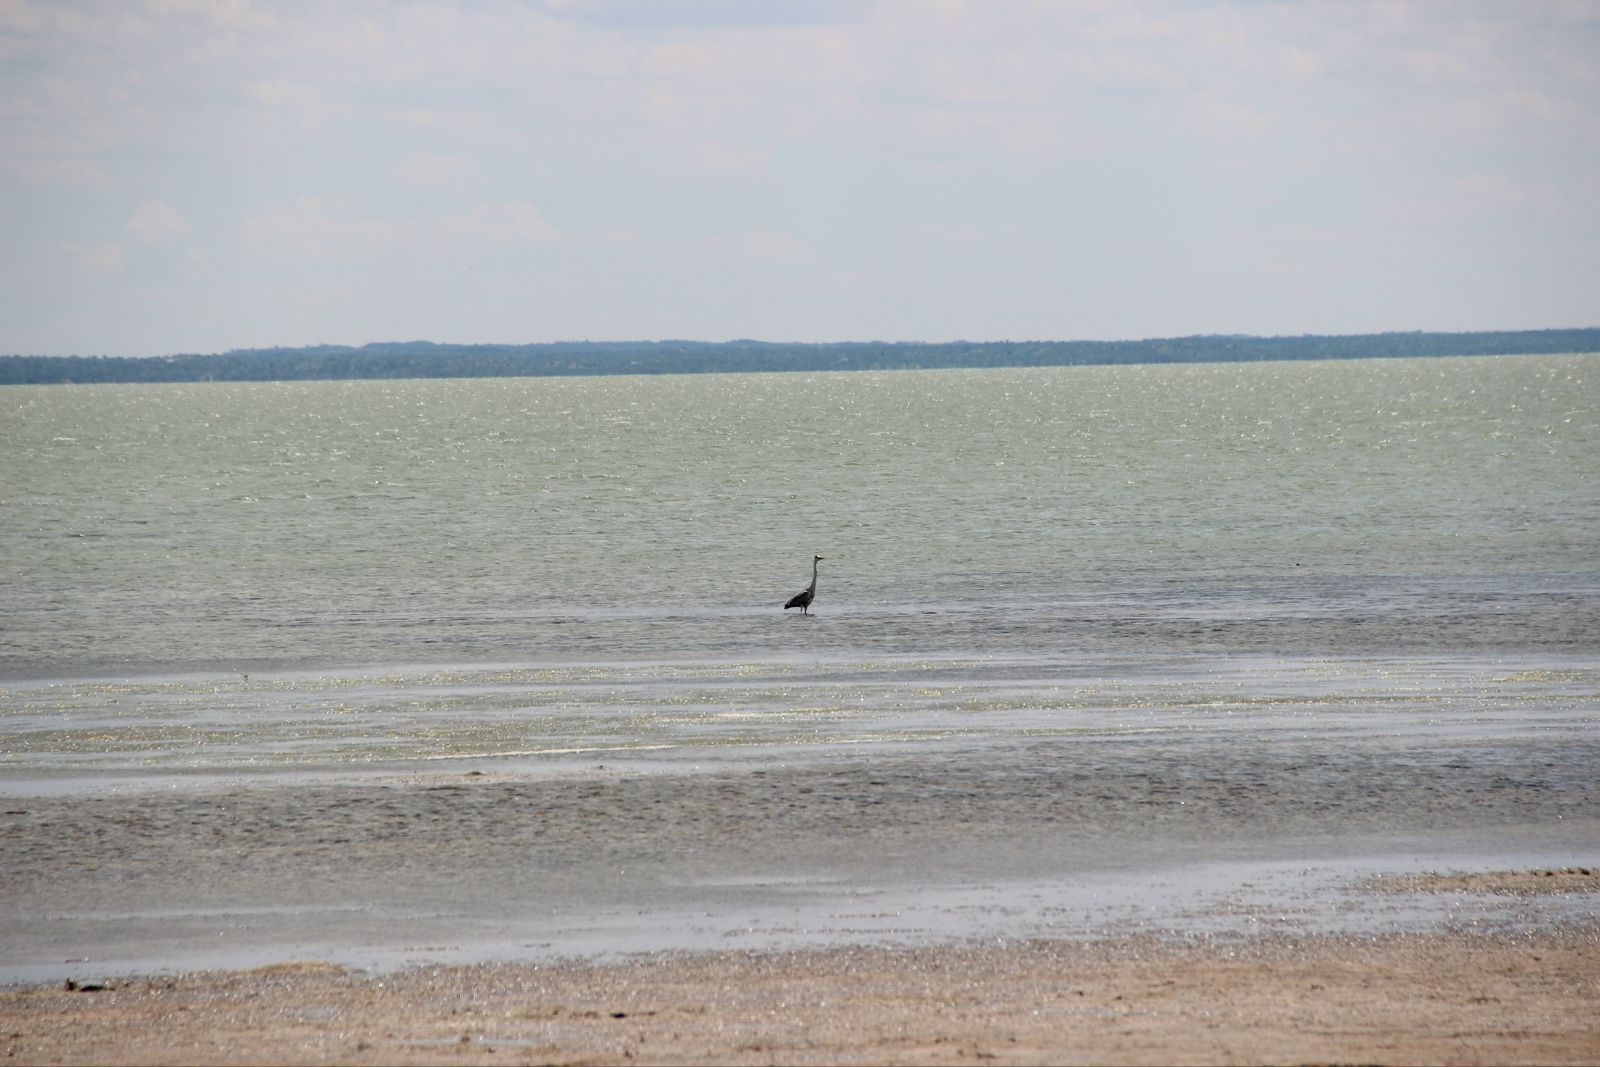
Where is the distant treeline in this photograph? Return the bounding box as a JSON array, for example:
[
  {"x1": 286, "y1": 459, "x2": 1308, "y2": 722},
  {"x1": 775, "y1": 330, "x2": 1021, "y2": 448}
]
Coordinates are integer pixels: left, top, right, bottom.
[{"x1": 4, "y1": 329, "x2": 1599, "y2": 385}]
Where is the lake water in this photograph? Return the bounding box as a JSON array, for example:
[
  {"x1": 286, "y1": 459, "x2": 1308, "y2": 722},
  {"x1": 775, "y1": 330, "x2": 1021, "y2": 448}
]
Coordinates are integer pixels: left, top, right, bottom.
[
  {"x1": 2, "y1": 355, "x2": 1599, "y2": 976},
  {"x1": 1, "y1": 356, "x2": 1597, "y2": 779}
]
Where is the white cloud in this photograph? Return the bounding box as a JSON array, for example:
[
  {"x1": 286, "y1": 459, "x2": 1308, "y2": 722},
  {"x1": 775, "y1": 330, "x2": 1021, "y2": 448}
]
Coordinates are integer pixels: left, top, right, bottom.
[
  {"x1": 446, "y1": 201, "x2": 561, "y2": 244},
  {"x1": 3, "y1": 1, "x2": 1599, "y2": 354},
  {"x1": 393, "y1": 152, "x2": 485, "y2": 190},
  {"x1": 54, "y1": 240, "x2": 124, "y2": 275},
  {"x1": 4, "y1": 156, "x2": 114, "y2": 189},
  {"x1": 903, "y1": 221, "x2": 1016, "y2": 246},
  {"x1": 146, "y1": 0, "x2": 276, "y2": 30},
  {"x1": 588, "y1": 224, "x2": 642, "y2": 246},
  {"x1": 243, "y1": 197, "x2": 405, "y2": 263},
  {"x1": 683, "y1": 142, "x2": 772, "y2": 178},
  {"x1": 246, "y1": 78, "x2": 327, "y2": 127},
  {"x1": 1388, "y1": 173, "x2": 1560, "y2": 228},
  {"x1": 0, "y1": 0, "x2": 50, "y2": 35},
  {"x1": 125, "y1": 200, "x2": 191, "y2": 246},
  {"x1": 247, "y1": 79, "x2": 319, "y2": 109},
  {"x1": 708, "y1": 228, "x2": 811, "y2": 264}
]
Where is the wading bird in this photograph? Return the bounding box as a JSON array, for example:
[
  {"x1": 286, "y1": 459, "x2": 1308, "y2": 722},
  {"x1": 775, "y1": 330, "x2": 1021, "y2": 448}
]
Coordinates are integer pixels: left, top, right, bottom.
[{"x1": 784, "y1": 555, "x2": 825, "y2": 615}]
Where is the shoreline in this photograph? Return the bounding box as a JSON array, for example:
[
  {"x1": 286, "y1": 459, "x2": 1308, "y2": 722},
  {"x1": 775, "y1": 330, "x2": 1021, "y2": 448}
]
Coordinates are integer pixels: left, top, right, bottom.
[
  {"x1": 6, "y1": 924, "x2": 1598, "y2": 1066},
  {"x1": 7, "y1": 854, "x2": 1599, "y2": 991},
  {"x1": 5, "y1": 657, "x2": 1595, "y2": 1062},
  {"x1": 5, "y1": 735, "x2": 1597, "y2": 985}
]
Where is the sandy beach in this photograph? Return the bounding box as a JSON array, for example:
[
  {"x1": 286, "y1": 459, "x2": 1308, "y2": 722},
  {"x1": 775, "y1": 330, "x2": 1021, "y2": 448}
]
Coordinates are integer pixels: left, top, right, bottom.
[
  {"x1": 6, "y1": 918, "x2": 1599, "y2": 1066},
  {"x1": 4, "y1": 735, "x2": 1598, "y2": 1064},
  {"x1": 8, "y1": 679, "x2": 1595, "y2": 1067},
  {"x1": 4, "y1": 654, "x2": 1596, "y2": 1067}
]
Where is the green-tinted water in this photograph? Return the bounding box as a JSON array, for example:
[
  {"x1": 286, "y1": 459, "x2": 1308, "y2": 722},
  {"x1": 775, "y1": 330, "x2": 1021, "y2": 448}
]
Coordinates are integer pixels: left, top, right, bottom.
[
  {"x1": 4, "y1": 357, "x2": 1595, "y2": 678},
  {"x1": 4, "y1": 356, "x2": 1599, "y2": 984},
  {"x1": 0, "y1": 355, "x2": 1596, "y2": 777}
]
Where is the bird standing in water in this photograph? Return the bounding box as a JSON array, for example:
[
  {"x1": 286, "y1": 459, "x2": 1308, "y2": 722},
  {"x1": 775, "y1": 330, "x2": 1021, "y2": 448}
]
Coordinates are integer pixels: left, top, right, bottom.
[{"x1": 784, "y1": 555, "x2": 824, "y2": 614}]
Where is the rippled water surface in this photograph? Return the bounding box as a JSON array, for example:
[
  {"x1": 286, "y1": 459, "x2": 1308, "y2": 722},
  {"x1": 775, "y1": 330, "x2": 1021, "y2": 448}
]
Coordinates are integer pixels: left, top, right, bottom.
[
  {"x1": 3, "y1": 357, "x2": 1599, "y2": 979},
  {"x1": 2, "y1": 356, "x2": 1597, "y2": 777}
]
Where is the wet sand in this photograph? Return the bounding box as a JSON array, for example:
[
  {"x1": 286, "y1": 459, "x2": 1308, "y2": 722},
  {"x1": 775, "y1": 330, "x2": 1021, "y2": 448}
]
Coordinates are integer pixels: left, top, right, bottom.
[
  {"x1": 4, "y1": 733, "x2": 1597, "y2": 1063},
  {"x1": 4, "y1": 737, "x2": 1599, "y2": 979},
  {"x1": 5, "y1": 926, "x2": 1598, "y2": 1065}
]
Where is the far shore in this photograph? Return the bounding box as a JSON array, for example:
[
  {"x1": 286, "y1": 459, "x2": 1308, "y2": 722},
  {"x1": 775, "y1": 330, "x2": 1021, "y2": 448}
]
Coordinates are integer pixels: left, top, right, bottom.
[{"x1": 4, "y1": 923, "x2": 1598, "y2": 1066}]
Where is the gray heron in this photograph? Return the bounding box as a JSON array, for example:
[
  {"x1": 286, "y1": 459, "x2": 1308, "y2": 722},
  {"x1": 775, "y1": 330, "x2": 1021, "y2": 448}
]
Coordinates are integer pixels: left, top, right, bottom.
[{"x1": 784, "y1": 555, "x2": 824, "y2": 614}]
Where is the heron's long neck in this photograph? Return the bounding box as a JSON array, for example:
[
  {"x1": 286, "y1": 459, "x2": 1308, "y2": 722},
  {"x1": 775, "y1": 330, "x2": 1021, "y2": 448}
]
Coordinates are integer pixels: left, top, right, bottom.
[{"x1": 810, "y1": 559, "x2": 819, "y2": 587}]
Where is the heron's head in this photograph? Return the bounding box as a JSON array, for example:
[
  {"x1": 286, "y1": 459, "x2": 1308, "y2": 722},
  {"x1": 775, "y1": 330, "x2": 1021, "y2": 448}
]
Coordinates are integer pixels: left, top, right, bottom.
[{"x1": 815, "y1": 554, "x2": 825, "y2": 561}]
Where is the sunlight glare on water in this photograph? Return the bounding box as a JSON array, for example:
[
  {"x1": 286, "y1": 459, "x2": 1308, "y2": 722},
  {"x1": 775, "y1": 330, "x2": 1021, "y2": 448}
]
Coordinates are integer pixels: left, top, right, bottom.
[{"x1": 1, "y1": 355, "x2": 1597, "y2": 776}]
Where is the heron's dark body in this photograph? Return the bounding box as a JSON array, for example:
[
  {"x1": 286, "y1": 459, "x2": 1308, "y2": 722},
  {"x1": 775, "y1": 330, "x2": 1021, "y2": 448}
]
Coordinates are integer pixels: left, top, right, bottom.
[{"x1": 785, "y1": 555, "x2": 824, "y2": 614}]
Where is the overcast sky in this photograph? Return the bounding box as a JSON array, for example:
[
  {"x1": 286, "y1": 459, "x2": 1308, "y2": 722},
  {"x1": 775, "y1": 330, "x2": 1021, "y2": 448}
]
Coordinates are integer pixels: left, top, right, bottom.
[{"x1": 2, "y1": 0, "x2": 1597, "y2": 356}]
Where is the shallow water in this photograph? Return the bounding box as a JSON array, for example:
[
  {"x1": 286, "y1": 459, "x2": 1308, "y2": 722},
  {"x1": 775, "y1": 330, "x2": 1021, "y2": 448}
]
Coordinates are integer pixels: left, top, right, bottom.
[
  {"x1": 2, "y1": 717, "x2": 1595, "y2": 981},
  {"x1": 4, "y1": 357, "x2": 1597, "y2": 678},
  {"x1": 1, "y1": 357, "x2": 1597, "y2": 977},
  {"x1": 3, "y1": 356, "x2": 1597, "y2": 775},
  {"x1": 0, "y1": 653, "x2": 1595, "y2": 786}
]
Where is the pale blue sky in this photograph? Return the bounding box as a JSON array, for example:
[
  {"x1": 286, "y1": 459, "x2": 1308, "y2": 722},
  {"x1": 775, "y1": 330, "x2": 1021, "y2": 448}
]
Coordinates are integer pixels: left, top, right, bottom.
[{"x1": 2, "y1": 0, "x2": 1597, "y2": 356}]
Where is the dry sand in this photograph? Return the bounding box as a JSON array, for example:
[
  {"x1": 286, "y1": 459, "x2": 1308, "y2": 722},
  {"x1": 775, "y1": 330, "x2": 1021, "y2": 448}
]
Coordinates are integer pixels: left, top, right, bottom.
[
  {"x1": 5, "y1": 921, "x2": 1598, "y2": 1066},
  {"x1": 1365, "y1": 866, "x2": 1600, "y2": 896}
]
